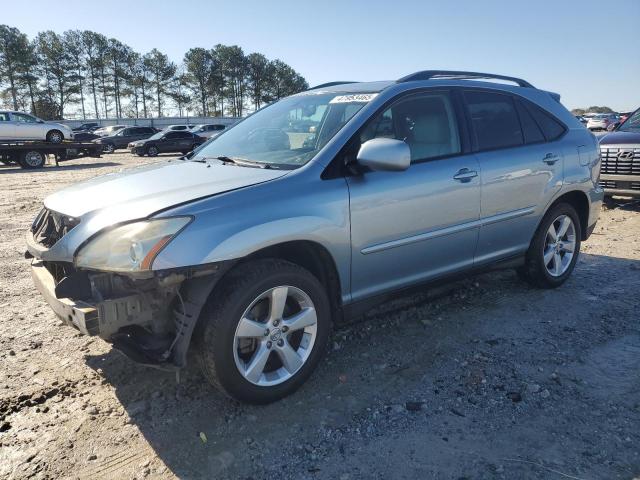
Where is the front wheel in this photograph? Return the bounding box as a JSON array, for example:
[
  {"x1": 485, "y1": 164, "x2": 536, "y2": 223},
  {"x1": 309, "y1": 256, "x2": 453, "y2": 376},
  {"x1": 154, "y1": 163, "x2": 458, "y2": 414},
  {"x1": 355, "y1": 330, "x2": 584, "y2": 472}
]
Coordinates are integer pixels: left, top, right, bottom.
[
  {"x1": 517, "y1": 203, "x2": 581, "y2": 289},
  {"x1": 46, "y1": 130, "x2": 63, "y2": 143},
  {"x1": 195, "y1": 259, "x2": 331, "y2": 404},
  {"x1": 146, "y1": 145, "x2": 159, "y2": 157},
  {"x1": 102, "y1": 143, "x2": 115, "y2": 154}
]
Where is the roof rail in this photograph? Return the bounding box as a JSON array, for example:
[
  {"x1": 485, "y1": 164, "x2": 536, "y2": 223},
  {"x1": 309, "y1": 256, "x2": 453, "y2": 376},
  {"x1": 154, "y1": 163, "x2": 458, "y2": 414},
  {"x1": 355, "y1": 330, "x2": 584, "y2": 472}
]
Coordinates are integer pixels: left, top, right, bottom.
[
  {"x1": 397, "y1": 70, "x2": 534, "y2": 88},
  {"x1": 307, "y1": 81, "x2": 358, "y2": 90}
]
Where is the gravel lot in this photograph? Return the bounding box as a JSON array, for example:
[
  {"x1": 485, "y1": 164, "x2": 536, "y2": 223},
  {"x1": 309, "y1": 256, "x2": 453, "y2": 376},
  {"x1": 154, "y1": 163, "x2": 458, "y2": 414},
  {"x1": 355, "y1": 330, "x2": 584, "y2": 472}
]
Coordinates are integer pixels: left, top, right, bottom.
[{"x1": 1, "y1": 153, "x2": 639, "y2": 480}]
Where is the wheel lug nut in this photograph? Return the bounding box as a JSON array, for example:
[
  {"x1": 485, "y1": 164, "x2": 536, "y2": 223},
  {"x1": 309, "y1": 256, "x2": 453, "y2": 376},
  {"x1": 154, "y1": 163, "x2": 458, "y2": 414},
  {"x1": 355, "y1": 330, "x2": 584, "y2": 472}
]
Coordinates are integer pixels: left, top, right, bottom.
[
  {"x1": 272, "y1": 319, "x2": 279, "y2": 327},
  {"x1": 277, "y1": 339, "x2": 284, "y2": 347},
  {"x1": 264, "y1": 329, "x2": 269, "y2": 336},
  {"x1": 266, "y1": 341, "x2": 272, "y2": 349},
  {"x1": 281, "y1": 326, "x2": 289, "y2": 333}
]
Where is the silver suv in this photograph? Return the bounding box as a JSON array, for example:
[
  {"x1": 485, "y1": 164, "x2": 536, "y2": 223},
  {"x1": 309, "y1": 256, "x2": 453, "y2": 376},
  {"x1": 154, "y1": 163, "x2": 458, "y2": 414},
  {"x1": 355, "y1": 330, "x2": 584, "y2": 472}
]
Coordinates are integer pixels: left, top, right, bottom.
[{"x1": 26, "y1": 71, "x2": 603, "y2": 404}]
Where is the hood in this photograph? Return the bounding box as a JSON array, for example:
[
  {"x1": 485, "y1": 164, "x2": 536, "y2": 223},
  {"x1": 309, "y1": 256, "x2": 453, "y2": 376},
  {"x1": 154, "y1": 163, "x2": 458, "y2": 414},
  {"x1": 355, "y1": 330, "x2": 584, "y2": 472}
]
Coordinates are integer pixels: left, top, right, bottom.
[
  {"x1": 44, "y1": 159, "x2": 289, "y2": 219},
  {"x1": 599, "y1": 131, "x2": 640, "y2": 145}
]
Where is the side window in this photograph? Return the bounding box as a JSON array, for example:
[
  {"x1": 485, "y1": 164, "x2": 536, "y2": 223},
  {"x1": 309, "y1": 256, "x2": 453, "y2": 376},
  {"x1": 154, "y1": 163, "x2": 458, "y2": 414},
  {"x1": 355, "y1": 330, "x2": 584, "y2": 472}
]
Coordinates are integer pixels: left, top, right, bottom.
[
  {"x1": 0, "y1": 112, "x2": 9, "y2": 121},
  {"x1": 515, "y1": 100, "x2": 545, "y2": 144},
  {"x1": 13, "y1": 113, "x2": 37, "y2": 123},
  {"x1": 525, "y1": 103, "x2": 566, "y2": 141},
  {"x1": 361, "y1": 92, "x2": 461, "y2": 162},
  {"x1": 465, "y1": 91, "x2": 523, "y2": 151},
  {"x1": 165, "y1": 132, "x2": 181, "y2": 139}
]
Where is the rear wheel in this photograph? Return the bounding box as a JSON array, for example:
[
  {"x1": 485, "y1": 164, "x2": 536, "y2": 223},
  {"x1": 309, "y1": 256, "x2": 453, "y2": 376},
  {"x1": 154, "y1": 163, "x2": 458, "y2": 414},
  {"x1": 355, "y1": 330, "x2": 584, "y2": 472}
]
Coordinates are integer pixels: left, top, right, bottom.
[
  {"x1": 518, "y1": 203, "x2": 581, "y2": 288},
  {"x1": 146, "y1": 145, "x2": 159, "y2": 157},
  {"x1": 19, "y1": 150, "x2": 46, "y2": 169},
  {"x1": 195, "y1": 259, "x2": 331, "y2": 404},
  {"x1": 46, "y1": 130, "x2": 63, "y2": 143}
]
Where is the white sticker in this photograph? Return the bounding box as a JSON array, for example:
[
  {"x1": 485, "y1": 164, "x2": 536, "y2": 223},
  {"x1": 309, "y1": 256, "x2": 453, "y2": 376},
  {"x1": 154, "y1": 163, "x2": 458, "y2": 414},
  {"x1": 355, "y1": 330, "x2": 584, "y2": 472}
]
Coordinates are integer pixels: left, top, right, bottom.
[{"x1": 329, "y1": 93, "x2": 378, "y2": 104}]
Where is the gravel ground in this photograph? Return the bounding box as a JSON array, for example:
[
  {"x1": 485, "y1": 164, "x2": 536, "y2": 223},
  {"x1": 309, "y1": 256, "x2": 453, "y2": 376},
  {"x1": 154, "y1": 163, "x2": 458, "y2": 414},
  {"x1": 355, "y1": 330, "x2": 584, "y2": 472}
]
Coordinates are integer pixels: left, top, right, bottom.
[{"x1": 1, "y1": 152, "x2": 639, "y2": 480}]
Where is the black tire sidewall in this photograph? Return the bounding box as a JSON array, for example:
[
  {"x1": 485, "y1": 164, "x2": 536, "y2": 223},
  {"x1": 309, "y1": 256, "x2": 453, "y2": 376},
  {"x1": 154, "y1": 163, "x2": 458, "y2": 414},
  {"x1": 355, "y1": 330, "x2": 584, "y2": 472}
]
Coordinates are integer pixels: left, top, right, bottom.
[
  {"x1": 198, "y1": 261, "x2": 331, "y2": 404},
  {"x1": 529, "y1": 203, "x2": 582, "y2": 288}
]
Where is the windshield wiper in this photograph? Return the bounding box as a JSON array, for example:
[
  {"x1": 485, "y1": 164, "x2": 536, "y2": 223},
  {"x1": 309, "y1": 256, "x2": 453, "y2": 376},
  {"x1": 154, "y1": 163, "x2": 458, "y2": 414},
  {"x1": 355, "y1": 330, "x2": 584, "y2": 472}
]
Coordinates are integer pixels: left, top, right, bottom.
[{"x1": 209, "y1": 156, "x2": 272, "y2": 169}]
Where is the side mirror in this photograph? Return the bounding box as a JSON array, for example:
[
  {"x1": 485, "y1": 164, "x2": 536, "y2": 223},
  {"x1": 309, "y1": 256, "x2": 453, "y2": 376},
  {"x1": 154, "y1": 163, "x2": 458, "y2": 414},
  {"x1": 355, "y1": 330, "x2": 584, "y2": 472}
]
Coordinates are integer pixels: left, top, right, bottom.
[{"x1": 356, "y1": 138, "x2": 411, "y2": 172}]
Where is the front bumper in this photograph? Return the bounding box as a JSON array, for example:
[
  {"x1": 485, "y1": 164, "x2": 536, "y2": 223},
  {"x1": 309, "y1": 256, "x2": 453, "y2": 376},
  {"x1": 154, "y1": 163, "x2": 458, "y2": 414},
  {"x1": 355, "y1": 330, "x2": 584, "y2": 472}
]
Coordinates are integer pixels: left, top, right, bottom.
[
  {"x1": 599, "y1": 174, "x2": 640, "y2": 197},
  {"x1": 31, "y1": 260, "x2": 99, "y2": 335}
]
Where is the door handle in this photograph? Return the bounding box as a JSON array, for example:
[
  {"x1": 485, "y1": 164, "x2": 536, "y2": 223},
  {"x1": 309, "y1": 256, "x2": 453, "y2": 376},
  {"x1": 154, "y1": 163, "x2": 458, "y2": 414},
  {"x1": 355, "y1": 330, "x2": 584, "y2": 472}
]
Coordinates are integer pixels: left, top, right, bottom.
[
  {"x1": 543, "y1": 153, "x2": 560, "y2": 165},
  {"x1": 453, "y1": 168, "x2": 478, "y2": 182}
]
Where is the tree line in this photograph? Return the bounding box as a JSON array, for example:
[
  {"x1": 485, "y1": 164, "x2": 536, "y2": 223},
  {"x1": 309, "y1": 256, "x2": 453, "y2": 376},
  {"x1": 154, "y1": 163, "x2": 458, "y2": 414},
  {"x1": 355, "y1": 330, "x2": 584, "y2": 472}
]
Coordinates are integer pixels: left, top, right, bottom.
[
  {"x1": 0, "y1": 25, "x2": 308, "y2": 120},
  {"x1": 571, "y1": 106, "x2": 617, "y2": 116}
]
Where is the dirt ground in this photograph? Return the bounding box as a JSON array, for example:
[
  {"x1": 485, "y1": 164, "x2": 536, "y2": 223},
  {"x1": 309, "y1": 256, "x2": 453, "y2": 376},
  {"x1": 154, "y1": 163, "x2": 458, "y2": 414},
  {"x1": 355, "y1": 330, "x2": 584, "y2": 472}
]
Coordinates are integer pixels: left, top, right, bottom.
[{"x1": 1, "y1": 153, "x2": 639, "y2": 480}]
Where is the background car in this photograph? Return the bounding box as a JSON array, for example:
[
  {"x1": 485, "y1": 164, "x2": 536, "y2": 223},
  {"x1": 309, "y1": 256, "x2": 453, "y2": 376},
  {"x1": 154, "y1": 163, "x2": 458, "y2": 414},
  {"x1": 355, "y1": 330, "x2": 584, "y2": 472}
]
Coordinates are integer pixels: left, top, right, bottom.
[
  {"x1": 128, "y1": 130, "x2": 205, "y2": 156},
  {"x1": 587, "y1": 113, "x2": 618, "y2": 131},
  {"x1": 165, "y1": 124, "x2": 190, "y2": 131},
  {"x1": 93, "y1": 126, "x2": 157, "y2": 153},
  {"x1": 190, "y1": 123, "x2": 227, "y2": 138},
  {"x1": 93, "y1": 125, "x2": 126, "y2": 137},
  {"x1": 72, "y1": 131, "x2": 100, "y2": 142},
  {"x1": 0, "y1": 110, "x2": 74, "y2": 143},
  {"x1": 72, "y1": 122, "x2": 99, "y2": 132}
]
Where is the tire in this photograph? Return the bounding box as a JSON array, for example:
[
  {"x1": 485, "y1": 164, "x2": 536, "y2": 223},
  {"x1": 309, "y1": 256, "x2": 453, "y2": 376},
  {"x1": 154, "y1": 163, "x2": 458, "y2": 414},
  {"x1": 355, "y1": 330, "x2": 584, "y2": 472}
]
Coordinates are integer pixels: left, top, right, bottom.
[
  {"x1": 46, "y1": 130, "x2": 63, "y2": 143},
  {"x1": 146, "y1": 145, "x2": 159, "y2": 157},
  {"x1": 195, "y1": 258, "x2": 332, "y2": 404},
  {"x1": 19, "y1": 150, "x2": 46, "y2": 169},
  {"x1": 517, "y1": 202, "x2": 581, "y2": 289},
  {"x1": 103, "y1": 143, "x2": 115, "y2": 154}
]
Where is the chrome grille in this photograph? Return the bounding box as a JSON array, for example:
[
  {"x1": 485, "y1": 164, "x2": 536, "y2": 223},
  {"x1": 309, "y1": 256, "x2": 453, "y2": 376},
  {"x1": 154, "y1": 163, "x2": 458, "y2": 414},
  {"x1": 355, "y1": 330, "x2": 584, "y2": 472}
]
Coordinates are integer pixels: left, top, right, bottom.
[
  {"x1": 599, "y1": 180, "x2": 640, "y2": 191},
  {"x1": 599, "y1": 147, "x2": 640, "y2": 175},
  {"x1": 31, "y1": 208, "x2": 80, "y2": 248}
]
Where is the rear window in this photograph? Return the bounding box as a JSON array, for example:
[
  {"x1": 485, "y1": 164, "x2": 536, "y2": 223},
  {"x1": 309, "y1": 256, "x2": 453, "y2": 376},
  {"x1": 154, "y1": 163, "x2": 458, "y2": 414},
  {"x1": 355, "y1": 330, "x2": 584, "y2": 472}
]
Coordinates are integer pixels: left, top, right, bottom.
[
  {"x1": 525, "y1": 103, "x2": 566, "y2": 141},
  {"x1": 465, "y1": 91, "x2": 523, "y2": 151}
]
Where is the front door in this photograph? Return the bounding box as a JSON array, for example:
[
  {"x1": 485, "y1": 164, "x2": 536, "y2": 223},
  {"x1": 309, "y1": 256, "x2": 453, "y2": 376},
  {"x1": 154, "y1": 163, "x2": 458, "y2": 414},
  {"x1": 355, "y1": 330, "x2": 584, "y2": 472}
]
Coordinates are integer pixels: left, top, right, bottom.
[
  {"x1": 347, "y1": 91, "x2": 481, "y2": 302},
  {"x1": 0, "y1": 112, "x2": 15, "y2": 139},
  {"x1": 11, "y1": 112, "x2": 42, "y2": 140}
]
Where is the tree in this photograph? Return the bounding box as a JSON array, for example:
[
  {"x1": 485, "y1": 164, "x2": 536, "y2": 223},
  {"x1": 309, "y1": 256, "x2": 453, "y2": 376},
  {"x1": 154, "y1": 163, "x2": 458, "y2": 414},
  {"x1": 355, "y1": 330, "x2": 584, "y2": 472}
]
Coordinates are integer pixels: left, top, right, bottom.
[
  {"x1": 246, "y1": 52, "x2": 270, "y2": 111},
  {"x1": 266, "y1": 59, "x2": 308, "y2": 102},
  {"x1": 107, "y1": 38, "x2": 132, "y2": 118},
  {"x1": 63, "y1": 30, "x2": 87, "y2": 119},
  {"x1": 81, "y1": 31, "x2": 107, "y2": 118},
  {"x1": 0, "y1": 25, "x2": 31, "y2": 110},
  {"x1": 168, "y1": 67, "x2": 191, "y2": 116},
  {"x1": 35, "y1": 31, "x2": 78, "y2": 118},
  {"x1": 183, "y1": 47, "x2": 213, "y2": 116},
  {"x1": 144, "y1": 49, "x2": 175, "y2": 117}
]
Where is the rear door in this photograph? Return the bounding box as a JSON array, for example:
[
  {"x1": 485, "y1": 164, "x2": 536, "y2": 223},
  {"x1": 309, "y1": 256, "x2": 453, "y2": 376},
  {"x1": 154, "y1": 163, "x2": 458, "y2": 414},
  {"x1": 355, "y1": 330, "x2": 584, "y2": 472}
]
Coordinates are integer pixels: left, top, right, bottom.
[
  {"x1": 463, "y1": 90, "x2": 565, "y2": 264},
  {"x1": 161, "y1": 131, "x2": 192, "y2": 152},
  {"x1": 0, "y1": 112, "x2": 15, "y2": 139}
]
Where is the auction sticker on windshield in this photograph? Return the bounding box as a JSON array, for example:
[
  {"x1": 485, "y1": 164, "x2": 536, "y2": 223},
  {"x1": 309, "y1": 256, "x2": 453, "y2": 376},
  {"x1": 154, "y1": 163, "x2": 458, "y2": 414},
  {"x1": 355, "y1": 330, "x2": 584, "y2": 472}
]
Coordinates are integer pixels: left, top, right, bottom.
[{"x1": 329, "y1": 93, "x2": 379, "y2": 104}]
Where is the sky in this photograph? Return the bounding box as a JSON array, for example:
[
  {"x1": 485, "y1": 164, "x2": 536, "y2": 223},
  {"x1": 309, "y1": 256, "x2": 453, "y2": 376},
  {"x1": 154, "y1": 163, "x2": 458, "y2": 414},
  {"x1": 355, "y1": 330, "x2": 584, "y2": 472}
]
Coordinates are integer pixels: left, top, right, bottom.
[{"x1": 3, "y1": 0, "x2": 638, "y2": 112}]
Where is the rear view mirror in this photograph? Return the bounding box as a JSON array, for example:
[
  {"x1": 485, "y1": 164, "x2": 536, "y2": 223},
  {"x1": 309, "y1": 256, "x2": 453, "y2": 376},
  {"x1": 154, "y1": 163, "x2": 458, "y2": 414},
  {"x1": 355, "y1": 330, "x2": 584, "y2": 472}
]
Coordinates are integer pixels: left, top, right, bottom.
[{"x1": 357, "y1": 138, "x2": 411, "y2": 172}]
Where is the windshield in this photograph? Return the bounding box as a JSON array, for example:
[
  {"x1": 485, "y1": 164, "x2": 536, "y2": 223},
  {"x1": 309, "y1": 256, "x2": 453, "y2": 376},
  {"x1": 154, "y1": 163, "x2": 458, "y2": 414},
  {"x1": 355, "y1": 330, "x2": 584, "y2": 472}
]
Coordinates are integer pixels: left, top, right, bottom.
[
  {"x1": 191, "y1": 92, "x2": 376, "y2": 167},
  {"x1": 148, "y1": 132, "x2": 165, "y2": 140},
  {"x1": 618, "y1": 109, "x2": 640, "y2": 132}
]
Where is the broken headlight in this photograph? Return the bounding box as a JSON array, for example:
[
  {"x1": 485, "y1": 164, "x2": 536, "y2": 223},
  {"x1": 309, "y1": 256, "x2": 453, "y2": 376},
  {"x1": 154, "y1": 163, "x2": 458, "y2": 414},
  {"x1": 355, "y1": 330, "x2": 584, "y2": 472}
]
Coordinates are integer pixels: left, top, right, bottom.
[{"x1": 75, "y1": 217, "x2": 191, "y2": 272}]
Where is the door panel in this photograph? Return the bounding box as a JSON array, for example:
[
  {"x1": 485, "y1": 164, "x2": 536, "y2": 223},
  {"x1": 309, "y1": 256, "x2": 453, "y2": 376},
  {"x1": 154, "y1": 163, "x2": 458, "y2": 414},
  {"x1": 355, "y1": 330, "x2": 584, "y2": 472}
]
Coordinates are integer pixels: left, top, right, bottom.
[
  {"x1": 348, "y1": 155, "x2": 481, "y2": 300},
  {"x1": 0, "y1": 115, "x2": 15, "y2": 139},
  {"x1": 474, "y1": 144, "x2": 562, "y2": 263},
  {"x1": 11, "y1": 113, "x2": 42, "y2": 139}
]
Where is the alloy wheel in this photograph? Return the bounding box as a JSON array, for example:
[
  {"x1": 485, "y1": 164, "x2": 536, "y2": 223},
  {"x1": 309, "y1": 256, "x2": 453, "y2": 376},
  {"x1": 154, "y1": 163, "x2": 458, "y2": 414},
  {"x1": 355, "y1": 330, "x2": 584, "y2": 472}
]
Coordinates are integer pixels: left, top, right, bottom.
[
  {"x1": 233, "y1": 285, "x2": 318, "y2": 386},
  {"x1": 543, "y1": 214, "x2": 576, "y2": 277}
]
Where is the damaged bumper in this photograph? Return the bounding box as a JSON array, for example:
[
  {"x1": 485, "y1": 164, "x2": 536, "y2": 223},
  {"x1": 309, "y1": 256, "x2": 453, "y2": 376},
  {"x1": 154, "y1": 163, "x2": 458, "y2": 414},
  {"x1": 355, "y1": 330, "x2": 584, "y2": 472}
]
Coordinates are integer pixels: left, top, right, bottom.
[{"x1": 31, "y1": 260, "x2": 100, "y2": 336}]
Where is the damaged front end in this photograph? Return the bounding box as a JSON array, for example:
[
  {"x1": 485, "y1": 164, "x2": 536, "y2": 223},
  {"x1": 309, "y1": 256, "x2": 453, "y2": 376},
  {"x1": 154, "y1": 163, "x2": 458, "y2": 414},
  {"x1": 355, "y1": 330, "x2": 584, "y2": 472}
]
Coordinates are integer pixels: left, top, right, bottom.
[{"x1": 27, "y1": 207, "x2": 229, "y2": 370}]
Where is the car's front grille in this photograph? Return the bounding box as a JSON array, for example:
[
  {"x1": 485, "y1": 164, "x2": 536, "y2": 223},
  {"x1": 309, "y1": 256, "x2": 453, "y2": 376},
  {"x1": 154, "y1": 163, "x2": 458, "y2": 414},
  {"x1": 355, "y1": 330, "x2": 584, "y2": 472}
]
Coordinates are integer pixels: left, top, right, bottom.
[
  {"x1": 599, "y1": 147, "x2": 640, "y2": 175},
  {"x1": 599, "y1": 180, "x2": 640, "y2": 191},
  {"x1": 31, "y1": 208, "x2": 80, "y2": 248}
]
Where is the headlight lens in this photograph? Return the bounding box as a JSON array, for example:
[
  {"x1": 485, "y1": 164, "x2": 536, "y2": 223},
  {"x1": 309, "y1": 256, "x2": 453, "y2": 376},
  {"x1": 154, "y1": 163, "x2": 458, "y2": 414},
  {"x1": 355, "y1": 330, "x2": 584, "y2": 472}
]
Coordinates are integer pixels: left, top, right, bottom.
[{"x1": 75, "y1": 217, "x2": 191, "y2": 272}]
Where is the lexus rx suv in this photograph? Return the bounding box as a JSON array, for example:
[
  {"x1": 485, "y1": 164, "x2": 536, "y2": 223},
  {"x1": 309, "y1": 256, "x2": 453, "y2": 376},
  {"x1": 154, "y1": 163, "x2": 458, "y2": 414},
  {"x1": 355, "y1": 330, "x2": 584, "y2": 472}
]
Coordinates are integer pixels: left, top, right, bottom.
[{"x1": 26, "y1": 71, "x2": 603, "y2": 404}]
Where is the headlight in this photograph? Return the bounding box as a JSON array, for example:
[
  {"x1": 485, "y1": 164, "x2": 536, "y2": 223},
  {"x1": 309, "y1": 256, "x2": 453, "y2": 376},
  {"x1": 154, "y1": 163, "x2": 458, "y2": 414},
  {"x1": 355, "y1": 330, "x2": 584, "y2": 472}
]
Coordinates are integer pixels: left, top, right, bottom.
[{"x1": 75, "y1": 217, "x2": 191, "y2": 272}]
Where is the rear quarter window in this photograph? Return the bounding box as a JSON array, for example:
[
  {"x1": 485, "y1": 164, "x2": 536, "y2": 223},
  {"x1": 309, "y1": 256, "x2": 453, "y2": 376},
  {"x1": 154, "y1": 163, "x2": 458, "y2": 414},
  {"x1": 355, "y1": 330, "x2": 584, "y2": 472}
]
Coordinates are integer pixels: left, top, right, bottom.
[{"x1": 524, "y1": 103, "x2": 566, "y2": 141}]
